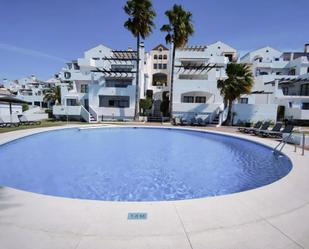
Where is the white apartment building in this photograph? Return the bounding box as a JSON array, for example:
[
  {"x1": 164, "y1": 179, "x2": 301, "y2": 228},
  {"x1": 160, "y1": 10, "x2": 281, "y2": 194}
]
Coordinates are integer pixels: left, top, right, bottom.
[
  {"x1": 236, "y1": 43, "x2": 309, "y2": 123},
  {"x1": 171, "y1": 41, "x2": 237, "y2": 123},
  {"x1": 2, "y1": 75, "x2": 57, "y2": 108},
  {"x1": 144, "y1": 44, "x2": 170, "y2": 98},
  {"x1": 53, "y1": 43, "x2": 145, "y2": 122}
]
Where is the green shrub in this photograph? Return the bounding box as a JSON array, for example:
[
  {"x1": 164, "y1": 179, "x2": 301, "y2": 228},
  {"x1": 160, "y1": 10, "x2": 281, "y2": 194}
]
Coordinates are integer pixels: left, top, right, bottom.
[{"x1": 22, "y1": 103, "x2": 29, "y2": 112}]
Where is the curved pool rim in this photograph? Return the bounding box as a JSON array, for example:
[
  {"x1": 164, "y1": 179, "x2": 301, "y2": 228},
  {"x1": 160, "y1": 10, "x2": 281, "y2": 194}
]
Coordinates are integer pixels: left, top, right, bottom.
[{"x1": 0, "y1": 125, "x2": 294, "y2": 202}]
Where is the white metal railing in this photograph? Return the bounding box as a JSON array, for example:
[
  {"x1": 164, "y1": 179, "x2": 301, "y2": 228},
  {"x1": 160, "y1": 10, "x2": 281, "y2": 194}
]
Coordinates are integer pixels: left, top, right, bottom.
[
  {"x1": 89, "y1": 105, "x2": 98, "y2": 122},
  {"x1": 273, "y1": 129, "x2": 307, "y2": 156},
  {"x1": 80, "y1": 105, "x2": 90, "y2": 122}
]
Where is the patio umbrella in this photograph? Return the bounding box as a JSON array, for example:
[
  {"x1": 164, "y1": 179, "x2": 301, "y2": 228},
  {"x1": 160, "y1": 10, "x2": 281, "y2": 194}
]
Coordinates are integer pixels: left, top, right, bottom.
[{"x1": 0, "y1": 94, "x2": 28, "y2": 123}]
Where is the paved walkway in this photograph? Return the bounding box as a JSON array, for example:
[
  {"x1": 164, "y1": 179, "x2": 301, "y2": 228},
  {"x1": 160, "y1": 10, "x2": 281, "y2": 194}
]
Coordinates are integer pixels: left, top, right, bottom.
[{"x1": 0, "y1": 125, "x2": 308, "y2": 249}]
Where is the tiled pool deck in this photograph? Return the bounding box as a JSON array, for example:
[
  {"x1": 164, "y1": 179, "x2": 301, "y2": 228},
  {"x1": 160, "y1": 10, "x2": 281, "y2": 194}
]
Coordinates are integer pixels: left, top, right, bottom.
[{"x1": 0, "y1": 124, "x2": 308, "y2": 249}]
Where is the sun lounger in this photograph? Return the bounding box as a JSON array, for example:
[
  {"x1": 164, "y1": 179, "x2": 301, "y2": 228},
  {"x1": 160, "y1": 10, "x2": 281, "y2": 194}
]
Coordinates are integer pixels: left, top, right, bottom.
[
  {"x1": 0, "y1": 117, "x2": 8, "y2": 127},
  {"x1": 252, "y1": 122, "x2": 270, "y2": 135},
  {"x1": 18, "y1": 115, "x2": 41, "y2": 125},
  {"x1": 262, "y1": 124, "x2": 294, "y2": 138},
  {"x1": 189, "y1": 117, "x2": 199, "y2": 126},
  {"x1": 0, "y1": 116, "x2": 20, "y2": 127},
  {"x1": 258, "y1": 123, "x2": 282, "y2": 137},
  {"x1": 180, "y1": 116, "x2": 190, "y2": 125},
  {"x1": 240, "y1": 121, "x2": 262, "y2": 133}
]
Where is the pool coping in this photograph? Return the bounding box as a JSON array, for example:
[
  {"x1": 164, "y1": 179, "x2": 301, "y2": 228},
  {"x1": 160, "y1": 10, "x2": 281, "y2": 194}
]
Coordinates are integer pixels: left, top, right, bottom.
[{"x1": 0, "y1": 124, "x2": 308, "y2": 249}]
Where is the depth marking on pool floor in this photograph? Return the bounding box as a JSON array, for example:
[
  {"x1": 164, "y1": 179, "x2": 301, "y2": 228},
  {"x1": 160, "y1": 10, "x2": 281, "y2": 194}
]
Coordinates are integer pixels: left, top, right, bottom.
[{"x1": 127, "y1": 212, "x2": 148, "y2": 220}]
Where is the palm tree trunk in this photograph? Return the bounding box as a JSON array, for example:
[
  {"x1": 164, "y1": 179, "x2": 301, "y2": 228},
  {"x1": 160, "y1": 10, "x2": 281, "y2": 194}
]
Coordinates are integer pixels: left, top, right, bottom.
[
  {"x1": 134, "y1": 34, "x2": 140, "y2": 120},
  {"x1": 223, "y1": 99, "x2": 233, "y2": 126},
  {"x1": 169, "y1": 43, "x2": 176, "y2": 119}
]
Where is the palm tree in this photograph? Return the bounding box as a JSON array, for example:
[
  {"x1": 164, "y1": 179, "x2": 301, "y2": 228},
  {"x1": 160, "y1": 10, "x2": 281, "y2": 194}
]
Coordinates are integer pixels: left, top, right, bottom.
[
  {"x1": 44, "y1": 85, "x2": 61, "y2": 105},
  {"x1": 124, "y1": 0, "x2": 156, "y2": 120},
  {"x1": 217, "y1": 63, "x2": 254, "y2": 125},
  {"x1": 160, "y1": 4, "x2": 194, "y2": 118}
]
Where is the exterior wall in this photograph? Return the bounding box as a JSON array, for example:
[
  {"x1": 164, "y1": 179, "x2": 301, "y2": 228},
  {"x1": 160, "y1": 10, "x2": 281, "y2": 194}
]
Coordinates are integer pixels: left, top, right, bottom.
[
  {"x1": 233, "y1": 104, "x2": 278, "y2": 124},
  {"x1": 172, "y1": 41, "x2": 237, "y2": 118},
  {"x1": 54, "y1": 44, "x2": 142, "y2": 121},
  {"x1": 0, "y1": 103, "x2": 22, "y2": 116},
  {"x1": 240, "y1": 45, "x2": 309, "y2": 121}
]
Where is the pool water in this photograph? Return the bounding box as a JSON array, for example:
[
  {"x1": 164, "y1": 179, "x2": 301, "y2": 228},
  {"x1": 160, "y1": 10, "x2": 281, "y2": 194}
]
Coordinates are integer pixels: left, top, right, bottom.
[{"x1": 0, "y1": 127, "x2": 292, "y2": 201}]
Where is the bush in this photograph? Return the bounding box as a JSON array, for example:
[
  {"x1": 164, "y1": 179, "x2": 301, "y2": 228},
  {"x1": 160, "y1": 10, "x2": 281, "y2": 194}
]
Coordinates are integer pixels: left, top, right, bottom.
[
  {"x1": 139, "y1": 98, "x2": 152, "y2": 116},
  {"x1": 22, "y1": 103, "x2": 29, "y2": 112}
]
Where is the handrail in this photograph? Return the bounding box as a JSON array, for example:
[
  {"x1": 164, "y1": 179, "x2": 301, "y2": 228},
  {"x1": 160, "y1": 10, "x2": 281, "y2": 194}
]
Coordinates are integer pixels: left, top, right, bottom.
[
  {"x1": 273, "y1": 129, "x2": 306, "y2": 156},
  {"x1": 80, "y1": 105, "x2": 90, "y2": 122},
  {"x1": 88, "y1": 105, "x2": 98, "y2": 122}
]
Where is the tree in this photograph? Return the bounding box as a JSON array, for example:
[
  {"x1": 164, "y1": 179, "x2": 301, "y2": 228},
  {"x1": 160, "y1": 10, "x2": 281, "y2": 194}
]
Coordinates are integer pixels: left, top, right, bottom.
[
  {"x1": 160, "y1": 91, "x2": 169, "y2": 117},
  {"x1": 139, "y1": 98, "x2": 152, "y2": 116},
  {"x1": 217, "y1": 63, "x2": 254, "y2": 125},
  {"x1": 124, "y1": 0, "x2": 156, "y2": 120},
  {"x1": 43, "y1": 85, "x2": 61, "y2": 105},
  {"x1": 160, "y1": 4, "x2": 194, "y2": 119}
]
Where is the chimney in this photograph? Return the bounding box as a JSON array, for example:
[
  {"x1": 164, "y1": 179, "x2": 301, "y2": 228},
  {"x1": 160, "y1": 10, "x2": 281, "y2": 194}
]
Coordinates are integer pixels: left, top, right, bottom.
[
  {"x1": 305, "y1": 43, "x2": 309, "y2": 53},
  {"x1": 128, "y1": 47, "x2": 133, "y2": 51},
  {"x1": 140, "y1": 42, "x2": 145, "y2": 48}
]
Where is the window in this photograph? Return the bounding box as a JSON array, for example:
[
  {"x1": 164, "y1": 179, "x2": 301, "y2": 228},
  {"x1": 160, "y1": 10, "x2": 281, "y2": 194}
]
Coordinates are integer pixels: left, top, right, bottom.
[
  {"x1": 307, "y1": 67, "x2": 309, "y2": 73},
  {"x1": 163, "y1": 64, "x2": 167, "y2": 69},
  {"x1": 302, "y1": 103, "x2": 309, "y2": 110},
  {"x1": 92, "y1": 57, "x2": 100, "y2": 60},
  {"x1": 105, "y1": 79, "x2": 132, "y2": 88},
  {"x1": 64, "y1": 72, "x2": 71, "y2": 79},
  {"x1": 153, "y1": 64, "x2": 158, "y2": 69},
  {"x1": 66, "y1": 99, "x2": 78, "y2": 106},
  {"x1": 275, "y1": 58, "x2": 279, "y2": 61},
  {"x1": 282, "y1": 87, "x2": 289, "y2": 95},
  {"x1": 80, "y1": 84, "x2": 88, "y2": 93},
  {"x1": 158, "y1": 64, "x2": 162, "y2": 69},
  {"x1": 158, "y1": 55, "x2": 162, "y2": 59},
  {"x1": 99, "y1": 96, "x2": 130, "y2": 108},
  {"x1": 154, "y1": 55, "x2": 158, "y2": 59},
  {"x1": 289, "y1": 102, "x2": 293, "y2": 108},
  {"x1": 163, "y1": 55, "x2": 167, "y2": 59},
  {"x1": 183, "y1": 96, "x2": 194, "y2": 103},
  {"x1": 289, "y1": 69, "x2": 296, "y2": 75},
  {"x1": 239, "y1": 98, "x2": 248, "y2": 104},
  {"x1": 73, "y1": 63, "x2": 80, "y2": 70},
  {"x1": 300, "y1": 84, "x2": 309, "y2": 96},
  {"x1": 195, "y1": 96, "x2": 206, "y2": 103}
]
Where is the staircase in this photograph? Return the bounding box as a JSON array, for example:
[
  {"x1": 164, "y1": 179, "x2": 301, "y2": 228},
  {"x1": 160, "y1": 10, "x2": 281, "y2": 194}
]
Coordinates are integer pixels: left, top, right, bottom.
[
  {"x1": 148, "y1": 100, "x2": 163, "y2": 122},
  {"x1": 89, "y1": 113, "x2": 97, "y2": 122},
  {"x1": 210, "y1": 114, "x2": 220, "y2": 125}
]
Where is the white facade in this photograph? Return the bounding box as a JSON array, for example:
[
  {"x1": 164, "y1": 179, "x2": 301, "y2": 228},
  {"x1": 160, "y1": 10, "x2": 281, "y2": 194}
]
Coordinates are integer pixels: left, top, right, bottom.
[
  {"x1": 237, "y1": 44, "x2": 309, "y2": 123},
  {"x1": 53, "y1": 44, "x2": 144, "y2": 121},
  {"x1": 172, "y1": 41, "x2": 237, "y2": 122},
  {"x1": 144, "y1": 44, "x2": 170, "y2": 99}
]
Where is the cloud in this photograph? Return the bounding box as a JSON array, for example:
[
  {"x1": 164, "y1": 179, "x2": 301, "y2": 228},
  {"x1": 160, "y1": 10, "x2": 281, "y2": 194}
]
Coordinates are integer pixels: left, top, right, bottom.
[{"x1": 0, "y1": 43, "x2": 67, "y2": 62}]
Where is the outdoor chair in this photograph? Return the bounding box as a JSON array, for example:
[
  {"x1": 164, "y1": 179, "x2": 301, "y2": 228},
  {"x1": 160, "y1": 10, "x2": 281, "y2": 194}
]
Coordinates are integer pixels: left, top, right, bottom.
[
  {"x1": 263, "y1": 124, "x2": 294, "y2": 138},
  {"x1": 258, "y1": 123, "x2": 283, "y2": 137},
  {"x1": 252, "y1": 122, "x2": 270, "y2": 135},
  {"x1": 240, "y1": 121, "x2": 262, "y2": 133},
  {"x1": 18, "y1": 115, "x2": 41, "y2": 126}
]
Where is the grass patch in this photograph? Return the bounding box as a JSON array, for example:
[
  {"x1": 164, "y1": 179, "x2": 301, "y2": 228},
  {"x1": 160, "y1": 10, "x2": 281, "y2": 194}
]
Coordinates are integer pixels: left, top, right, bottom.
[{"x1": 0, "y1": 119, "x2": 87, "y2": 133}]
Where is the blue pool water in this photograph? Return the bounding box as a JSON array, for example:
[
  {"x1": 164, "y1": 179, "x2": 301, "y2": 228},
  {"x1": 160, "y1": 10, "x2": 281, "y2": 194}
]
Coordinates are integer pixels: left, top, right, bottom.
[{"x1": 0, "y1": 128, "x2": 292, "y2": 201}]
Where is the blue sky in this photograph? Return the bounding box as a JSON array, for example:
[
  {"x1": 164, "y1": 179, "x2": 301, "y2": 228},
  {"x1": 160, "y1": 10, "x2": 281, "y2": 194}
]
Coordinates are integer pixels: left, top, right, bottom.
[{"x1": 0, "y1": 0, "x2": 308, "y2": 80}]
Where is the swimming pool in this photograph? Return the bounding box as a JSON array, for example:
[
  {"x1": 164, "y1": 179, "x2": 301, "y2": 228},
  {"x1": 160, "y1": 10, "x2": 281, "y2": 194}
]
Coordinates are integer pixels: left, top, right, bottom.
[{"x1": 0, "y1": 127, "x2": 292, "y2": 201}]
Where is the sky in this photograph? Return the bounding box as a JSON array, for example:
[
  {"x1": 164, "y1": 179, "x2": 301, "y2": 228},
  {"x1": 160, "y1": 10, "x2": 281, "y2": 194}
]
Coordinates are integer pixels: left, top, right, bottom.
[{"x1": 0, "y1": 0, "x2": 308, "y2": 80}]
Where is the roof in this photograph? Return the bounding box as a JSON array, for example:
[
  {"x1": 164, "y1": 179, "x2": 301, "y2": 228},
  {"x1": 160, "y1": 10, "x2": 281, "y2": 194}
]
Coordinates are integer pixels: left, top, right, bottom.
[
  {"x1": 152, "y1": 44, "x2": 169, "y2": 51},
  {"x1": 282, "y1": 52, "x2": 309, "y2": 61}
]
